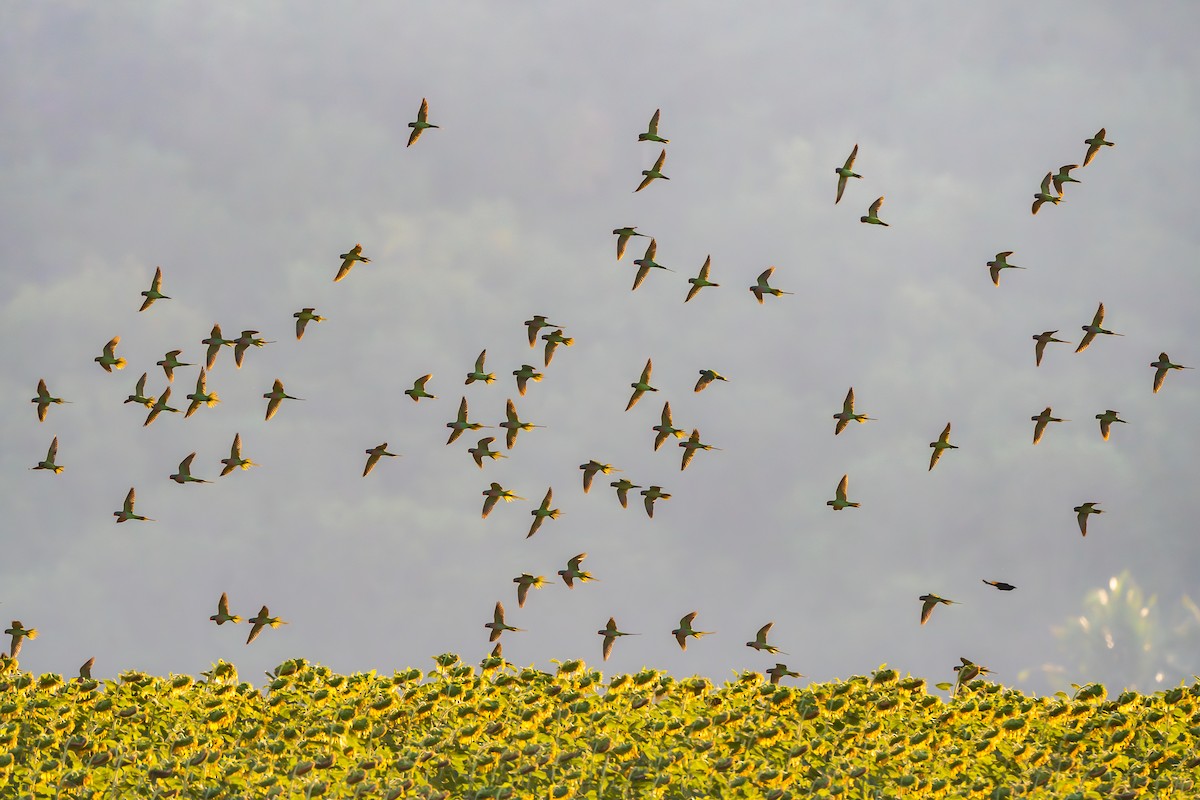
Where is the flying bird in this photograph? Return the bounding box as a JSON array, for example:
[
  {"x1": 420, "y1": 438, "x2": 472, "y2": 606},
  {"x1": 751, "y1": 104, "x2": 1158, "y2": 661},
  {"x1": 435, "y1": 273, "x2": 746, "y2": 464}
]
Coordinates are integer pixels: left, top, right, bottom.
[
  {"x1": 746, "y1": 622, "x2": 786, "y2": 654},
  {"x1": 1083, "y1": 128, "x2": 1114, "y2": 167},
  {"x1": 609, "y1": 477, "x2": 641, "y2": 509},
  {"x1": 598, "y1": 618, "x2": 638, "y2": 661},
  {"x1": 185, "y1": 369, "x2": 220, "y2": 418},
  {"x1": 833, "y1": 387, "x2": 874, "y2": 434},
  {"x1": 653, "y1": 402, "x2": 686, "y2": 450},
  {"x1": 1074, "y1": 502, "x2": 1102, "y2": 536},
  {"x1": 201, "y1": 325, "x2": 235, "y2": 370},
  {"x1": 638, "y1": 109, "x2": 670, "y2": 143},
  {"x1": 113, "y1": 487, "x2": 153, "y2": 523},
  {"x1": 5, "y1": 621, "x2": 38, "y2": 660},
  {"x1": 32, "y1": 437, "x2": 63, "y2": 474},
  {"x1": 95, "y1": 336, "x2": 126, "y2": 372},
  {"x1": 334, "y1": 243, "x2": 371, "y2": 282},
  {"x1": 513, "y1": 574, "x2": 548, "y2": 608},
  {"x1": 1150, "y1": 353, "x2": 1191, "y2": 393},
  {"x1": 1031, "y1": 407, "x2": 1068, "y2": 445},
  {"x1": 1032, "y1": 331, "x2": 1070, "y2": 367},
  {"x1": 640, "y1": 485, "x2": 671, "y2": 518},
  {"x1": 143, "y1": 387, "x2": 179, "y2": 426},
  {"x1": 484, "y1": 602, "x2": 523, "y2": 642},
  {"x1": 481, "y1": 483, "x2": 524, "y2": 519},
  {"x1": 1095, "y1": 409, "x2": 1127, "y2": 441},
  {"x1": 170, "y1": 452, "x2": 210, "y2": 484},
  {"x1": 541, "y1": 329, "x2": 574, "y2": 366},
  {"x1": 220, "y1": 433, "x2": 258, "y2": 476},
  {"x1": 685, "y1": 255, "x2": 719, "y2": 302},
  {"x1": 157, "y1": 350, "x2": 191, "y2": 382},
  {"x1": 500, "y1": 398, "x2": 541, "y2": 449},
  {"x1": 749, "y1": 267, "x2": 792, "y2": 303},
  {"x1": 1075, "y1": 303, "x2": 1122, "y2": 352},
  {"x1": 928, "y1": 423, "x2": 958, "y2": 471},
  {"x1": 952, "y1": 658, "x2": 995, "y2": 695},
  {"x1": 233, "y1": 330, "x2": 273, "y2": 368},
  {"x1": 465, "y1": 350, "x2": 496, "y2": 385},
  {"x1": 263, "y1": 379, "x2": 301, "y2": 421},
  {"x1": 1051, "y1": 164, "x2": 1081, "y2": 196},
  {"x1": 634, "y1": 148, "x2": 669, "y2": 192},
  {"x1": 524, "y1": 315, "x2": 561, "y2": 347},
  {"x1": 631, "y1": 239, "x2": 673, "y2": 290},
  {"x1": 1032, "y1": 172, "x2": 1061, "y2": 215},
  {"x1": 767, "y1": 664, "x2": 804, "y2": 685},
  {"x1": 512, "y1": 364, "x2": 543, "y2": 396},
  {"x1": 124, "y1": 372, "x2": 156, "y2": 408},
  {"x1": 834, "y1": 144, "x2": 862, "y2": 204},
  {"x1": 672, "y1": 612, "x2": 713, "y2": 651},
  {"x1": 694, "y1": 369, "x2": 727, "y2": 393},
  {"x1": 557, "y1": 553, "x2": 595, "y2": 588},
  {"x1": 987, "y1": 251, "x2": 1025, "y2": 286},
  {"x1": 210, "y1": 593, "x2": 242, "y2": 625},
  {"x1": 527, "y1": 487, "x2": 561, "y2": 538},
  {"x1": 860, "y1": 196, "x2": 889, "y2": 226},
  {"x1": 626, "y1": 359, "x2": 657, "y2": 410},
  {"x1": 982, "y1": 580, "x2": 1016, "y2": 591},
  {"x1": 142, "y1": 386, "x2": 177, "y2": 424},
  {"x1": 246, "y1": 606, "x2": 286, "y2": 644},
  {"x1": 363, "y1": 443, "x2": 399, "y2": 477},
  {"x1": 32, "y1": 379, "x2": 69, "y2": 422},
  {"x1": 293, "y1": 308, "x2": 325, "y2": 340},
  {"x1": 612, "y1": 227, "x2": 646, "y2": 261},
  {"x1": 468, "y1": 437, "x2": 506, "y2": 468},
  {"x1": 406, "y1": 97, "x2": 438, "y2": 147},
  {"x1": 919, "y1": 594, "x2": 957, "y2": 625},
  {"x1": 579, "y1": 460, "x2": 619, "y2": 493},
  {"x1": 405, "y1": 375, "x2": 436, "y2": 402},
  {"x1": 827, "y1": 474, "x2": 859, "y2": 510},
  {"x1": 446, "y1": 397, "x2": 486, "y2": 445},
  {"x1": 139, "y1": 266, "x2": 170, "y2": 311},
  {"x1": 679, "y1": 429, "x2": 720, "y2": 471}
]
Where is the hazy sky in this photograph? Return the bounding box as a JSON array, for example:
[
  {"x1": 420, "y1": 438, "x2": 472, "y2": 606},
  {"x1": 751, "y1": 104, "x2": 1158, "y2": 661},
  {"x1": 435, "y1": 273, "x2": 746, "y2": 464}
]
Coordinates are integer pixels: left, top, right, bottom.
[{"x1": 3, "y1": 3, "x2": 1198, "y2": 694}]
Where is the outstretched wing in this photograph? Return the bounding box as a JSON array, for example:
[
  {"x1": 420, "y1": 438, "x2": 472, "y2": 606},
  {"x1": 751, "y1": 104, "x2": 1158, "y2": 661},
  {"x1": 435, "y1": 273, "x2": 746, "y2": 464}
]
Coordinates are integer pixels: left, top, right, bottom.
[
  {"x1": 843, "y1": 144, "x2": 858, "y2": 171},
  {"x1": 482, "y1": 493, "x2": 500, "y2": 519},
  {"x1": 334, "y1": 257, "x2": 355, "y2": 282},
  {"x1": 647, "y1": 108, "x2": 661, "y2": 135},
  {"x1": 835, "y1": 474, "x2": 849, "y2": 502}
]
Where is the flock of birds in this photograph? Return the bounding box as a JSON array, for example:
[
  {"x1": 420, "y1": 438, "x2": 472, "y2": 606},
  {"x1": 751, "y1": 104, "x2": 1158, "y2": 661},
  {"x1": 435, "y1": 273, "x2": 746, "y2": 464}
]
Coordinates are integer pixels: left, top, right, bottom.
[{"x1": 10, "y1": 103, "x2": 1192, "y2": 686}]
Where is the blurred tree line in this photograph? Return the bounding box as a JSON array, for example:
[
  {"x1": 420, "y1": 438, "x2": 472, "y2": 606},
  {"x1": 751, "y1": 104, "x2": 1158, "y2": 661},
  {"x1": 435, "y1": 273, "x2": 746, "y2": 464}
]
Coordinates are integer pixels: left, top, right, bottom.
[{"x1": 1035, "y1": 570, "x2": 1200, "y2": 693}]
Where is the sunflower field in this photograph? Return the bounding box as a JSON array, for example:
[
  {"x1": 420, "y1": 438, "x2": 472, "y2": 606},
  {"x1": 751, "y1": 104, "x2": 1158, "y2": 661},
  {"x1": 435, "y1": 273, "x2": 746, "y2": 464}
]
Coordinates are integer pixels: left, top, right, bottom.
[{"x1": 1, "y1": 654, "x2": 1197, "y2": 799}]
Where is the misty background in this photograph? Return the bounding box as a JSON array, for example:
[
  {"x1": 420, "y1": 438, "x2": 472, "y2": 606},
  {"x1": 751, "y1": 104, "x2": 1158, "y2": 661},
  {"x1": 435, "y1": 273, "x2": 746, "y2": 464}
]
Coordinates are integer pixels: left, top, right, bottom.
[{"x1": 2, "y1": 3, "x2": 1198, "y2": 695}]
